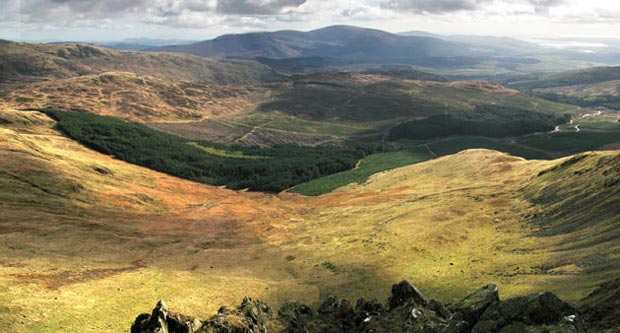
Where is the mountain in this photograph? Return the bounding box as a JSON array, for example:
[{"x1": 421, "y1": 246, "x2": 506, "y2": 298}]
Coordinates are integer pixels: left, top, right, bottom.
[
  {"x1": 154, "y1": 25, "x2": 476, "y2": 60},
  {"x1": 0, "y1": 39, "x2": 280, "y2": 84}
]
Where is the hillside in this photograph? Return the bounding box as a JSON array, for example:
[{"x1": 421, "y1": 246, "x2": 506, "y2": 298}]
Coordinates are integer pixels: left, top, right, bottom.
[
  {"x1": 0, "y1": 72, "x2": 265, "y2": 121},
  {"x1": 0, "y1": 69, "x2": 576, "y2": 147},
  {"x1": 0, "y1": 39, "x2": 279, "y2": 84},
  {"x1": 506, "y1": 65, "x2": 620, "y2": 90},
  {"x1": 253, "y1": 73, "x2": 572, "y2": 124},
  {"x1": 502, "y1": 65, "x2": 620, "y2": 111},
  {"x1": 2, "y1": 108, "x2": 620, "y2": 332}
]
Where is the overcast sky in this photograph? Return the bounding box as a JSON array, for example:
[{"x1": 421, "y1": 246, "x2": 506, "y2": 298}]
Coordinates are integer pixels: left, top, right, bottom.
[{"x1": 2, "y1": 0, "x2": 620, "y2": 42}]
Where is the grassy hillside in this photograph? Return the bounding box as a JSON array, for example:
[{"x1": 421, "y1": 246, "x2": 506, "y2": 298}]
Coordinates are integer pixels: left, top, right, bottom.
[
  {"x1": 0, "y1": 72, "x2": 266, "y2": 122},
  {"x1": 2, "y1": 109, "x2": 620, "y2": 332},
  {"x1": 1, "y1": 69, "x2": 576, "y2": 147},
  {"x1": 258, "y1": 74, "x2": 562, "y2": 122},
  {"x1": 0, "y1": 39, "x2": 279, "y2": 84},
  {"x1": 388, "y1": 104, "x2": 570, "y2": 140}
]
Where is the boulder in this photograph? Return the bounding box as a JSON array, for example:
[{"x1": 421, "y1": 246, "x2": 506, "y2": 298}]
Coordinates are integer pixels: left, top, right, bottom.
[
  {"x1": 278, "y1": 301, "x2": 314, "y2": 333},
  {"x1": 200, "y1": 297, "x2": 272, "y2": 333},
  {"x1": 428, "y1": 299, "x2": 451, "y2": 319},
  {"x1": 131, "y1": 300, "x2": 202, "y2": 333},
  {"x1": 355, "y1": 298, "x2": 384, "y2": 317},
  {"x1": 442, "y1": 312, "x2": 470, "y2": 333},
  {"x1": 450, "y1": 284, "x2": 499, "y2": 326},
  {"x1": 471, "y1": 292, "x2": 585, "y2": 333},
  {"x1": 388, "y1": 280, "x2": 430, "y2": 309}
]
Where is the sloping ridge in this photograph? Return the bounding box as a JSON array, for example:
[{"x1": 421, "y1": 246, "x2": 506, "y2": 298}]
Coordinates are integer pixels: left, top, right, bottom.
[{"x1": 0, "y1": 39, "x2": 278, "y2": 84}]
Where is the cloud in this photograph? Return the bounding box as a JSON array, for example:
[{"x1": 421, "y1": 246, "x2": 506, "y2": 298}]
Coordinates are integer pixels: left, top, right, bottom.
[
  {"x1": 12, "y1": 0, "x2": 149, "y2": 22},
  {"x1": 216, "y1": 0, "x2": 306, "y2": 15},
  {"x1": 6, "y1": 0, "x2": 306, "y2": 23},
  {"x1": 378, "y1": 0, "x2": 565, "y2": 14},
  {"x1": 528, "y1": 0, "x2": 565, "y2": 14},
  {"x1": 379, "y1": 0, "x2": 491, "y2": 14}
]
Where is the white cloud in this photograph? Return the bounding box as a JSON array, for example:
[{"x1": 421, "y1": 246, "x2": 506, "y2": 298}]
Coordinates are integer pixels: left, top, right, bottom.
[{"x1": 2, "y1": 0, "x2": 620, "y2": 41}]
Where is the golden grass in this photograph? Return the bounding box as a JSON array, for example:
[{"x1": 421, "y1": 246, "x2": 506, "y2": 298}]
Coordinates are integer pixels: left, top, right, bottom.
[
  {"x1": 0, "y1": 72, "x2": 265, "y2": 122},
  {"x1": 0, "y1": 109, "x2": 618, "y2": 332}
]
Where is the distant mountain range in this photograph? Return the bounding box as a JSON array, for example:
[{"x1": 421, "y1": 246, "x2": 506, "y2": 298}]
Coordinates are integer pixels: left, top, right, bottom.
[
  {"x1": 154, "y1": 25, "x2": 527, "y2": 61},
  {"x1": 150, "y1": 25, "x2": 620, "y2": 66}
]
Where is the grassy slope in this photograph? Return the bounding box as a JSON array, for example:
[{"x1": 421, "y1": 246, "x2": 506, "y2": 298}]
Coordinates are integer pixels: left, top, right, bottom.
[
  {"x1": 254, "y1": 75, "x2": 574, "y2": 132},
  {"x1": 0, "y1": 72, "x2": 265, "y2": 122},
  {"x1": 0, "y1": 39, "x2": 278, "y2": 127},
  {"x1": 2, "y1": 109, "x2": 620, "y2": 333}
]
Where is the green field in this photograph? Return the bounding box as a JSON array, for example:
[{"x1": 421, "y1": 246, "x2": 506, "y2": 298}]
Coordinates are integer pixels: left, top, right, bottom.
[
  {"x1": 427, "y1": 136, "x2": 552, "y2": 159},
  {"x1": 578, "y1": 121, "x2": 620, "y2": 130},
  {"x1": 519, "y1": 130, "x2": 620, "y2": 153},
  {"x1": 291, "y1": 132, "x2": 565, "y2": 197},
  {"x1": 290, "y1": 148, "x2": 433, "y2": 196}
]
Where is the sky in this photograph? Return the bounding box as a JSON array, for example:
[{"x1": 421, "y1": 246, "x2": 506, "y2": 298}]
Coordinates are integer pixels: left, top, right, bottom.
[{"x1": 2, "y1": 0, "x2": 620, "y2": 42}]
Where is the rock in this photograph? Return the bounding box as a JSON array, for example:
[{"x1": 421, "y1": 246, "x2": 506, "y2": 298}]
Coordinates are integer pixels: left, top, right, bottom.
[
  {"x1": 318, "y1": 296, "x2": 360, "y2": 329},
  {"x1": 355, "y1": 298, "x2": 384, "y2": 317},
  {"x1": 278, "y1": 301, "x2": 314, "y2": 333},
  {"x1": 217, "y1": 306, "x2": 231, "y2": 315},
  {"x1": 428, "y1": 299, "x2": 451, "y2": 319},
  {"x1": 450, "y1": 284, "x2": 499, "y2": 326},
  {"x1": 388, "y1": 280, "x2": 429, "y2": 309},
  {"x1": 131, "y1": 300, "x2": 202, "y2": 333},
  {"x1": 199, "y1": 297, "x2": 272, "y2": 333},
  {"x1": 471, "y1": 292, "x2": 585, "y2": 333},
  {"x1": 318, "y1": 296, "x2": 348, "y2": 314},
  {"x1": 442, "y1": 312, "x2": 470, "y2": 333}
]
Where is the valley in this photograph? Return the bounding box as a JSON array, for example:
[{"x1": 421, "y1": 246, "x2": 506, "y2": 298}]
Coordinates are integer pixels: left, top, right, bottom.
[
  {"x1": 1, "y1": 108, "x2": 620, "y2": 332},
  {"x1": 2, "y1": 23, "x2": 620, "y2": 333}
]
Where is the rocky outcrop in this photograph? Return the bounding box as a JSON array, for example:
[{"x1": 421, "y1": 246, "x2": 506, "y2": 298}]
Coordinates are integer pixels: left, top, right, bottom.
[
  {"x1": 471, "y1": 292, "x2": 584, "y2": 333},
  {"x1": 131, "y1": 300, "x2": 202, "y2": 333},
  {"x1": 132, "y1": 297, "x2": 273, "y2": 333},
  {"x1": 132, "y1": 280, "x2": 593, "y2": 333},
  {"x1": 388, "y1": 280, "x2": 430, "y2": 309},
  {"x1": 449, "y1": 284, "x2": 499, "y2": 327}
]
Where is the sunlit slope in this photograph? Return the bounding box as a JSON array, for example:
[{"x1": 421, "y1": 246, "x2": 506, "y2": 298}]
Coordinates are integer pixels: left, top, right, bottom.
[
  {"x1": 522, "y1": 152, "x2": 620, "y2": 281},
  {"x1": 0, "y1": 109, "x2": 308, "y2": 332},
  {"x1": 1, "y1": 109, "x2": 619, "y2": 332},
  {"x1": 0, "y1": 72, "x2": 265, "y2": 121}
]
